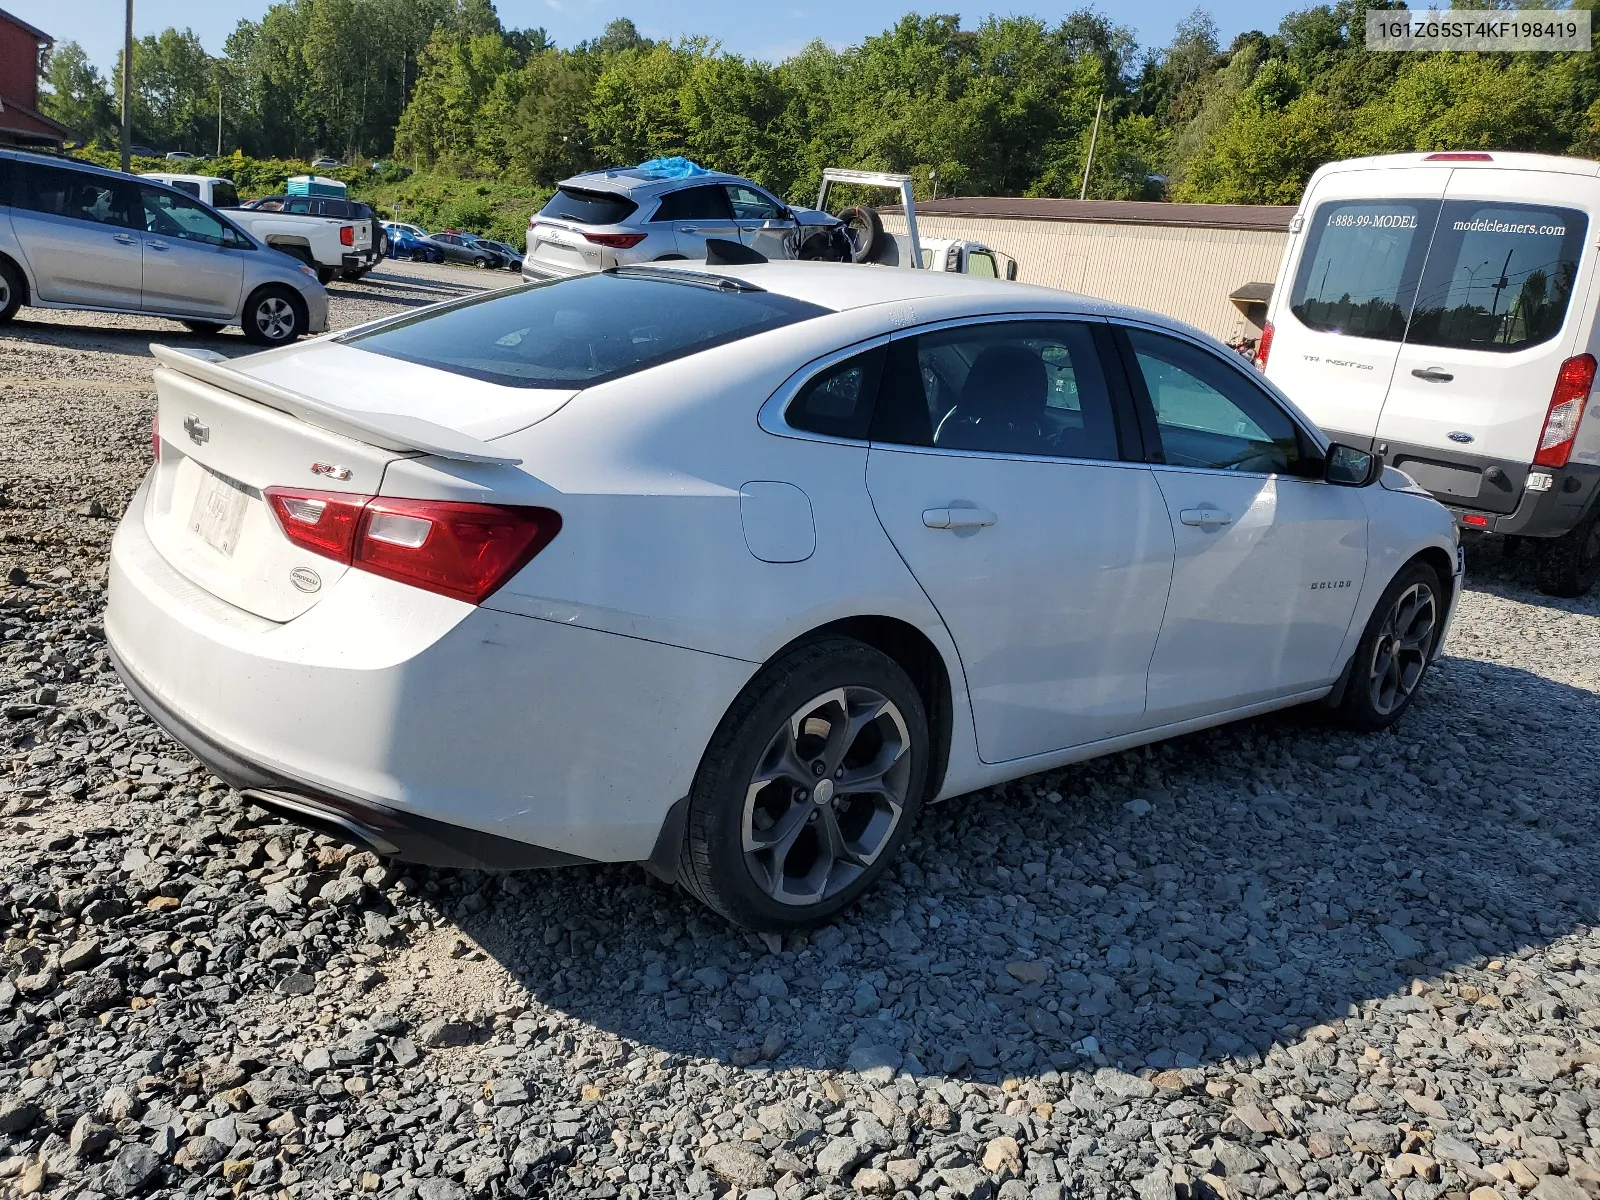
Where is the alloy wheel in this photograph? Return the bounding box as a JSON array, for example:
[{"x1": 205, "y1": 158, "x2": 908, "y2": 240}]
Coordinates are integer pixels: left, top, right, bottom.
[
  {"x1": 0, "y1": 276, "x2": 9, "y2": 309},
  {"x1": 1368, "y1": 581, "x2": 1437, "y2": 716},
  {"x1": 254, "y1": 297, "x2": 296, "y2": 342},
  {"x1": 742, "y1": 686, "x2": 912, "y2": 907}
]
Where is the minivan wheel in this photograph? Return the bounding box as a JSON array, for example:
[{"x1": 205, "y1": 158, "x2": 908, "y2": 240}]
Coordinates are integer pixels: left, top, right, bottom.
[
  {"x1": 1336, "y1": 560, "x2": 1443, "y2": 731},
  {"x1": 679, "y1": 638, "x2": 928, "y2": 931},
  {"x1": 242, "y1": 286, "x2": 304, "y2": 346},
  {"x1": 0, "y1": 258, "x2": 23, "y2": 323},
  {"x1": 1535, "y1": 505, "x2": 1600, "y2": 597}
]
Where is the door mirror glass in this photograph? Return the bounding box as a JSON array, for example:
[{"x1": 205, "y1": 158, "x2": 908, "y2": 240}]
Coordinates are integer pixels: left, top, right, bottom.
[{"x1": 1325, "y1": 442, "x2": 1378, "y2": 486}]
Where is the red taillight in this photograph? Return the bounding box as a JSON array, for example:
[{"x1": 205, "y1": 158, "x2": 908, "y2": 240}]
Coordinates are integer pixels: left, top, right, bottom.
[
  {"x1": 152, "y1": 413, "x2": 161, "y2": 462},
  {"x1": 1534, "y1": 353, "x2": 1596, "y2": 468},
  {"x1": 264, "y1": 488, "x2": 561, "y2": 605},
  {"x1": 1463, "y1": 513, "x2": 1490, "y2": 528},
  {"x1": 1254, "y1": 321, "x2": 1274, "y2": 371},
  {"x1": 582, "y1": 232, "x2": 648, "y2": 249},
  {"x1": 339, "y1": 225, "x2": 355, "y2": 247},
  {"x1": 265, "y1": 488, "x2": 368, "y2": 560},
  {"x1": 1424, "y1": 152, "x2": 1493, "y2": 162}
]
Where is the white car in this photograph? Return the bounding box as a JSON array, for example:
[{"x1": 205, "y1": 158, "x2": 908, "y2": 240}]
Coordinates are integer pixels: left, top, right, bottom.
[{"x1": 107, "y1": 264, "x2": 1463, "y2": 929}]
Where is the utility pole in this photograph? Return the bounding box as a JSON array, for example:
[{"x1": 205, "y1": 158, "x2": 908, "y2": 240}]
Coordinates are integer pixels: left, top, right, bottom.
[
  {"x1": 1079, "y1": 95, "x2": 1103, "y2": 202},
  {"x1": 120, "y1": 0, "x2": 133, "y2": 172},
  {"x1": 216, "y1": 63, "x2": 223, "y2": 158}
]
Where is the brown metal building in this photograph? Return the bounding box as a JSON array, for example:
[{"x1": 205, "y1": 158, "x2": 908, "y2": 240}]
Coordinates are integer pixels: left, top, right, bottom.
[{"x1": 882, "y1": 197, "x2": 1297, "y2": 345}]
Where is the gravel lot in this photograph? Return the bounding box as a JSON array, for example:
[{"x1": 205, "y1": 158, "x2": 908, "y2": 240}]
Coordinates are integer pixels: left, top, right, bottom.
[{"x1": 2, "y1": 262, "x2": 1600, "y2": 1200}]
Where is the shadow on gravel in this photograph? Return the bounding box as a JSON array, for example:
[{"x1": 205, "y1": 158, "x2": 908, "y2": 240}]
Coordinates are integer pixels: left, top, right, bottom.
[
  {"x1": 0, "y1": 320, "x2": 263, "y2": 360},
  {"x1": 425, "y1": 644, "x2": 1598, "y2": 1083}
]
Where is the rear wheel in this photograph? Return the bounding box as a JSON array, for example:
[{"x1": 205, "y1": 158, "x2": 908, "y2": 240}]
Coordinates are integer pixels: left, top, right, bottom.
[
  {"x1": 473, "y1": 255, "x2": 490, "y2": 269},
  {"x1": 0, "y1": 258, "x2": 24, "y2": 323},
  {"x1": 410, "y1": 250, "x2": 429, "y2": 263},
  {"x1": 315, "y1": 266, "x2": 336, "y2": 285},
  {"x1": 1335, "y1": 559, "x2": 1444, "y2": 731},
  {"x1": 242, "y1": 286, "x2": 305, "y2": 346},
  {"x1": 1536, "y1": 504, "x2": 1600, "y2": 597},
  {"x1": 180, "y1": 320, "x2": 224, "y2": 335},
  {"x1": 679, "y1": 638, "x2": 928, "y2": 931}
]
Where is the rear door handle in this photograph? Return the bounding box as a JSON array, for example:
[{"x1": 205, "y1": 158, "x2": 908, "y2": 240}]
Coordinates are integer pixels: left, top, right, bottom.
[
  {"x1": 147, "y1": 240, "x2": 170, "y2": 252},
  {"x1": 923, "y1": 507, "x2": 997, "y2": 529},
  {"x1": 1411, "y1": 368, "x2": 1453, "y2": 382},
  {"x1": 113, "y1": 233, "x2": 137, "y2": 245},
  {"x1": 1179, "y1": 507, "x2": 1233, "y2": 528}
]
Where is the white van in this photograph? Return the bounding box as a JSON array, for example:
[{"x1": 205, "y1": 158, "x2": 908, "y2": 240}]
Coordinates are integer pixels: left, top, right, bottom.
[
  {"x1": 138, "y1": 173, "x2": 240, "y2": 210},
  {"x1": 1258, "y1": 151, "x2": 1600, "y2": 596}
]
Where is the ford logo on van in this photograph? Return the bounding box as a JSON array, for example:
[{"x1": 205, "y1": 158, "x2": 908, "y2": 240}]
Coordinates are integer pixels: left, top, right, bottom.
[{"x1": 1447, "y1": 431, "x2": 1475, "y2": 444}]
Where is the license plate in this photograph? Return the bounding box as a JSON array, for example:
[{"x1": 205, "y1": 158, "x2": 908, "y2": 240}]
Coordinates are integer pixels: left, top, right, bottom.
[{"x1": 188, "y1": 468, "x2": 250, "y2": 557}]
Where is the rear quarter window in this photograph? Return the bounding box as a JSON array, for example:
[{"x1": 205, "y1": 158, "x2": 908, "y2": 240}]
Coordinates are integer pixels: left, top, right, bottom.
[
  {"x1": 541, "y1": 187, "x2": 638, "y2": 226},
  {"x1": 343, "y1": 270, "x2": 829, "y2": 389},
  {"x1": 1406, "y1": 201, "x2": 1587, "y2": 352},
  {"x1": 1290, "y1": 199, "x2": 1439, "y2": 341}
]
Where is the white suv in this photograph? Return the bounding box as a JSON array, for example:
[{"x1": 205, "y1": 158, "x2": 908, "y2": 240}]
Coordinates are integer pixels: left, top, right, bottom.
[{"x1": 1258, "y1": 150, "x2": 1600, "y2": 596}]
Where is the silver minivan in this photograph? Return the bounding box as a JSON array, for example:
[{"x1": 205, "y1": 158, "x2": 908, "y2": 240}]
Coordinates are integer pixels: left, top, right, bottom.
[{"x1": 0, "y1": 150, "x2": 328, "y2": 345}]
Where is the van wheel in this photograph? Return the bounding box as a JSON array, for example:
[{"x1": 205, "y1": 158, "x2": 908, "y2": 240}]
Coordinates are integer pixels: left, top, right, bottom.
[
  {"x1": 678, "y1": 638, "x2": 928, "y2": 931},
  {"x1": 242, "y1": 286, "x2": 305, "y2": 346},
  {"x1": 1535, "y1": 505, "x2": 1600, "y2": 597},
  {"x1": 1335, "y1": 559, "x2": 1444, "y2": 731},
  {"x1": 0, "y1": 258, "x2": 23, "y2": 323}
]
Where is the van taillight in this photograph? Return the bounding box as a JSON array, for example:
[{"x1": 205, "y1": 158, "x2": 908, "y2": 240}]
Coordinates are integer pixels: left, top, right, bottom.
[
  {"x1": 1424, "y1": 152, "x2": 1493, "y2": 162},
  {"x1": 339, "y1": 225, "x2": 355, "y2": 247},
  {"x1": 1534, "y1": 353, "x2": 1595, "y2": 469},
  {"x1": 1254, "y1": 321, "x2": 1274, "y2": 371},
  {"x1": 152, "y1": 413, "x2": 161, "y2": 463},
  {"x1": 264, "y1": 488, "x2": 561, "y2": 605}
]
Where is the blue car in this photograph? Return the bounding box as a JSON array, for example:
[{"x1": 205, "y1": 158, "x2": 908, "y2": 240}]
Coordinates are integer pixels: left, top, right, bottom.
[{"x1": 384, "y1": 223, "x2": 442, "y2": 263}]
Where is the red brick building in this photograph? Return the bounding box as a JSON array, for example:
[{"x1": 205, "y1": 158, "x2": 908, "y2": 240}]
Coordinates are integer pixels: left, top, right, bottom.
[{"x1": 0, "y1": 7, "x2": 70, "y2": 150}]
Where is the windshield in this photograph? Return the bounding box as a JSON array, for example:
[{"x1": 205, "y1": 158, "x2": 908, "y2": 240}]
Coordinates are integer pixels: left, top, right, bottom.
[{"x1": 343, "y1": 271, "x2": 829, "y2": 389}]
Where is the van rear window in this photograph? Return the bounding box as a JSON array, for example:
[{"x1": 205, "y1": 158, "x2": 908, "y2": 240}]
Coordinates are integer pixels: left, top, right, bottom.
[
  {"x1": 342, "y1": 270, "x2": 829, "y2": 388},
  {"x1": 541, "y1": 187, "x2": 638, "y2": 226},
  {"x1": 1406, "y1": 202, "x2": 1586, "y2": 353},
  {"x1": 1290, "y1": 200, "x2": 1439, "y2": 341}
]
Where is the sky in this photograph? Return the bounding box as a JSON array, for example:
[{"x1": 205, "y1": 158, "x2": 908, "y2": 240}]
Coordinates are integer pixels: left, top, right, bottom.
[{"x1": 19, "y1": 0, "x2": 1305, "y2": 77}]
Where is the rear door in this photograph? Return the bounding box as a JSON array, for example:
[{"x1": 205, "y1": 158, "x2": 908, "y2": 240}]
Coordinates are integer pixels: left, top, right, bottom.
[
  {"x1": 655, "y1": 184, "x2": 740, "y2": 259},
  {"x1": 9, "y1": 160, "x2": 143, "y2": 306},
  {"x1": 1378, "y1": 173, "x2": 1592, "y2": 510},
  {"x1": 865, "y1": 317, "x2": 1175, "y2": 761},
  {"x1": 1265, "y1": 165, "x2": 1450, "y2": 444},
  {"x1": 136, "y1": 184, "x2": 245, "y2": 319}
]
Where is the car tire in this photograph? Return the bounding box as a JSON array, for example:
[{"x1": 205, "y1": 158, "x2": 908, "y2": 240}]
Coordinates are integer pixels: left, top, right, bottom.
[
  {"x1": 473, "y1": 256, "x2": 490, "y2": 269},
  {"x1": 678, "y1": 637, "x2": 929, "y2": 931},
  {"x1": 1535, "y1": 504, "x2": 1600, "y2": 597},
  {"x1": 837, "y1": 205, "x2": 884, "y2": 263},
  {"x1": 180, "y1": 320, "x2": 224, "y2": 335},
  {"x1": 241, "y1": 285, "x2": 305, "y2": 346},
  {"x1": 1334, "y1": 559, "x2": 1445, "y2": 732},
  {"x1": 315, "y1": 267, "x2": 336, "y2": 285},
  {"x1": 0, "y1": 257, "x2": 25, "y2": 323},
  {"x1": 798, "y1": 228, "x2": 851, "y2": 262}
]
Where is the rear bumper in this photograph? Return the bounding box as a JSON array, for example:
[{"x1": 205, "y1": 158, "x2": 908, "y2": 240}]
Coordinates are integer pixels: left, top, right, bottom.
[
  {"x1": 1337, "y1": 431, "x2": 1600, "y2": 538},
  {"x1": 106, "y1": 475, "x2": 754, "y2": 864},
  {"x1": 340, "y1": 251, "x2": 379, "y2": 270}
]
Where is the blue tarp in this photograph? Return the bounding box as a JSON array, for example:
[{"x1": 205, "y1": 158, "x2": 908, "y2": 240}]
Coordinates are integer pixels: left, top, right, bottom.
[{"x1": 635, "y1": 156, "x2": 708, "y2": 180}]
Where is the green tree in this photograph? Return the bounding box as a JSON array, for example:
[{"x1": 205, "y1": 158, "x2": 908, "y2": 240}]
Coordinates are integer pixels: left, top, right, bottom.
[{"x1": 40, "y1": 41, "x2": 117, "y2": 143}]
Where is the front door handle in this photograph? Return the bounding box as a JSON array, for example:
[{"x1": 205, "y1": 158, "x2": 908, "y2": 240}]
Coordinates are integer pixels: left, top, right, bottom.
[
  {"x1": 1179, "y1": 507, "x2": 1233, "y2": 528},
  {"x1": 1411, "y1": 367, "x2": 1453, "y2": 382},
  {"x1": 923, "y1": 507, "x2": 997, "y2": 530}
]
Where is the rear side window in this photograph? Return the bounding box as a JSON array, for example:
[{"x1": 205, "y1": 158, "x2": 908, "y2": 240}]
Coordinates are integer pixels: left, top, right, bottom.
[
  {"x1": 344, "y1": 271, "x2": 830, "y2": 389},
  {"x1": 1290, "y1": 199, "x2": 1440, "y2": 341},
  {"x1": 14, "y1": 162, "x2": 136, "y2": 227},
  {"x1": 170, "y1": 180, "x2": 200, "y2": 198},
  {"x1": 1407, "y1": 201, "x2": 1587, "y2": 352},
  {"x1": 212, "y1": 181, "x2": 239, "y2": 208},
  {"x1": 873, "y1": 320, "x2": 1120, "y2": 461},
  {"x1": 652, "y1": 185, "x2": 733, "y2": 222},
  {"x1": 786, "y1": 347, "x2": 885, "y2": 440},
  {"x1": 540, "y1": 187, "x2": 638, "y2": 226}
]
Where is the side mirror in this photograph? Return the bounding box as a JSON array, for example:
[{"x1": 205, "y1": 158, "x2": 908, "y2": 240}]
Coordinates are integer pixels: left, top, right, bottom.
[{"x1": 1325, "y1": 442, "x2": 1380, "y2": 487}]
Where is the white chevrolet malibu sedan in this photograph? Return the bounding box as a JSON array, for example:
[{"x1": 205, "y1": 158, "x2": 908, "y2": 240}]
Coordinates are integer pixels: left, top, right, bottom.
[{"x1": 107, "y1": 259, "x2": 1463, "y2": 930}]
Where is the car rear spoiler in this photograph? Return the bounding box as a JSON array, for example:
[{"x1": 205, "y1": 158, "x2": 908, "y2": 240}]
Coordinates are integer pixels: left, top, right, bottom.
[{"x1": 149, "y1": 344, "x2": 522, "y2": 466}]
